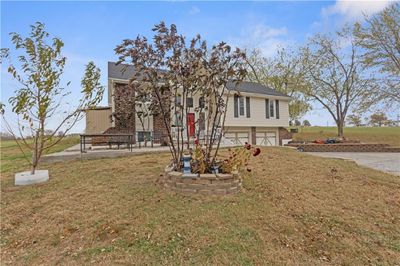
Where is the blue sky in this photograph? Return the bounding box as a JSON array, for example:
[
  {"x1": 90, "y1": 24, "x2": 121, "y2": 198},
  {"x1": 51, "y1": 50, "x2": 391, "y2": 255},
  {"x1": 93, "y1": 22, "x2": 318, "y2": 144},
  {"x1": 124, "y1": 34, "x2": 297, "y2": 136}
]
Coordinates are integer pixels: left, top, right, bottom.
[{"x1": 1, "y1": 1, "x2": 396, "y2": 132}]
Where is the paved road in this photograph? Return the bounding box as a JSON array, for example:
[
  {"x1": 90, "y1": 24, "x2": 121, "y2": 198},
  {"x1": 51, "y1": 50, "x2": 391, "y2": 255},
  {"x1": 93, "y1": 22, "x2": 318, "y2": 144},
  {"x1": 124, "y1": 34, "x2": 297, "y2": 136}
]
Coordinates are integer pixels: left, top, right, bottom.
[{"x1": 307, "y1": 152, "x2": 400, "y2": 176}]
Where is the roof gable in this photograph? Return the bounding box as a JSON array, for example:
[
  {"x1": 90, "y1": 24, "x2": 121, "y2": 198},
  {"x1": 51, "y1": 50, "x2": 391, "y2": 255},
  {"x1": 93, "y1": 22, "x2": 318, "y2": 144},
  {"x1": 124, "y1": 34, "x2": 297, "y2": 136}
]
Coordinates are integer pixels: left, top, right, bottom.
[
  {"x1": 108, "y1": 62, "x2": 289, "y2": 97},
  {"x1": 108, "y1": 62, "x2": 136, "y2": 80},
  {"x1": 226, "y1": 81, "x2": 289, "y2": 97}
]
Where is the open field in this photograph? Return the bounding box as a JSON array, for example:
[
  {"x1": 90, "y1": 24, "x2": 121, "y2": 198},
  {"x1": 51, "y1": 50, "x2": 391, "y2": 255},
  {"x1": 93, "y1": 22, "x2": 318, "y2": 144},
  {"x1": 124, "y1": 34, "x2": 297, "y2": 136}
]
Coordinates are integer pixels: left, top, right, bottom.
[
  {"x1": 0, "y1": 137, "x2": 79, "y2": 174},
  {"x1": 292, "y1": 126, "x2": 400, "y2": 146},
  {"x1": 1, "y1": 141, "x2": 399, "y2": 265}
]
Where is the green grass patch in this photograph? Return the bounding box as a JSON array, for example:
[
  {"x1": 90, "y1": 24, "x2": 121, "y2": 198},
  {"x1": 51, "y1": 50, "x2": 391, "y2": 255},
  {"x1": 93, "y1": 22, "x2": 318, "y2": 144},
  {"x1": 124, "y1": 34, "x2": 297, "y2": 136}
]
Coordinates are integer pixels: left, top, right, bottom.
[
  {"x1": 0, "y1": 136, "x2": 79, "y2": 173},
  {"x1": 292, "y1": 126, "x2": 400, "y2": 146}
]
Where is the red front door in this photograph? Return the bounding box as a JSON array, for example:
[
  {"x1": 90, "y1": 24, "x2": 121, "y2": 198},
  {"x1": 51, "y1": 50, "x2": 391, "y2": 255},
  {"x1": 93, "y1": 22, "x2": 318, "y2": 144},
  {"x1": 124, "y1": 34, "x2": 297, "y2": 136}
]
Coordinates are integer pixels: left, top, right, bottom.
[{"x1": 187, "y1": 113, "x2": 195, "y2": 137}]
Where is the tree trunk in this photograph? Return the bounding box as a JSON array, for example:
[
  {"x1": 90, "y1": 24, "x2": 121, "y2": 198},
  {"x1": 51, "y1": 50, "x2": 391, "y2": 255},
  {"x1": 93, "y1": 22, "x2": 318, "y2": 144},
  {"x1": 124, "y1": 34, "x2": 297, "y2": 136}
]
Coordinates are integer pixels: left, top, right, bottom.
[
  {"x1": 31, "y1": 130, "x2": 39, "y2": 174},
  {"x1": 337, "y1": 120, "x2": 344, "y2": 138}
]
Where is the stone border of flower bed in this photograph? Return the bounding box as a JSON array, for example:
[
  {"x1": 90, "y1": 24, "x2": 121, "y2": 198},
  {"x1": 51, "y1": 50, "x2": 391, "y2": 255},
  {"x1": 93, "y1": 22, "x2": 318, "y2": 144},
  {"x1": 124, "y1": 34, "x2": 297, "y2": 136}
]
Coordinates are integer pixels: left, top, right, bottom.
[{"x1": 162, "y1": 166, "x2": 242, "y2": 195}]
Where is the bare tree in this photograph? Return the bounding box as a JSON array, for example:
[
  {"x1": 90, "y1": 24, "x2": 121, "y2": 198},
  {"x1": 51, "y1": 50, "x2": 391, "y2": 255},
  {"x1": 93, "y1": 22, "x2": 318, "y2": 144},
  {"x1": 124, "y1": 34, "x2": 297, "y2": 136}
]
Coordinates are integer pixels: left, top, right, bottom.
[
  {"x1": 0, "y1": 22, "x2": 104, "y2": 174},
  {"x1": 354, "y1": 2, "x2": 400, "y2": 106},
  {"x1": 300, "y1": 27, "x2": 376, "y2": 137},
  {"x1": 115, "y1": 22, "x2": 247, "y2": 171}
]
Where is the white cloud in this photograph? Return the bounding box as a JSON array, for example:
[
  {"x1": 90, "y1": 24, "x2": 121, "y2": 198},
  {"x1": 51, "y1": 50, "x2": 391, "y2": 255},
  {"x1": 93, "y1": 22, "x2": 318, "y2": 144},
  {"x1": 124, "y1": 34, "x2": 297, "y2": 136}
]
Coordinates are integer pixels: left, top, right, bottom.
[
  {"x1": 249, "y1": 24, "x2": 288, "y2": 39},
  {"x1": 322, "y1": 0, "x2": 393, "y2": 21},
  {"x1": 229, "y1": 24, "x2": 289, "y2": 57},
  {"x1": 189, "y1": 6, "x2": 200, "y2": 15}
]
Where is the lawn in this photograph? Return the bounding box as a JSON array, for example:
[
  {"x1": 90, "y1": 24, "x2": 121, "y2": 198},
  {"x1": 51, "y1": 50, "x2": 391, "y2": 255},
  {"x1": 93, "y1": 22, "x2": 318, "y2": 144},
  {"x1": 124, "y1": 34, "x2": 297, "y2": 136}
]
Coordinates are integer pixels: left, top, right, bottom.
[
  {"x1": 1, "y1": 143, "x2": 400, "y2": 265},
  {"x1": 0, "y1": 137, "x2": 79, "y2": 174},
  {"x1": 292, "y1": 126, "x2": 400, "y2": 146}
]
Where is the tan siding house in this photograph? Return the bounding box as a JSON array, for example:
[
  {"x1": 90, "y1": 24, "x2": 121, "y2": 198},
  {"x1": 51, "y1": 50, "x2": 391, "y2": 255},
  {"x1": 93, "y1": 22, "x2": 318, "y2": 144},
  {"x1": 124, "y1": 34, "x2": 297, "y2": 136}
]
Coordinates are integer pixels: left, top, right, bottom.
[
  {"x1": 85, "y1": 62, "x2": 292, "y2": 146},
  {"x1": 223, "y1": 92, "x2": 290, "y2": 146},
  {"x1": 225, "y1": 94, "x2": 289, "y2": 127}
]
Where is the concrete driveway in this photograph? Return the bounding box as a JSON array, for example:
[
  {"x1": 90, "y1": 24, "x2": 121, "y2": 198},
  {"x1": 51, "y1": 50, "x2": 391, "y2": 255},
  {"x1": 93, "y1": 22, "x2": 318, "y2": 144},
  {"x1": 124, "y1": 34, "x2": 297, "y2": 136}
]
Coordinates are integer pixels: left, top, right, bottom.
[{"x1": 307, "y1": 152, "x2": 400, "y2": 176}]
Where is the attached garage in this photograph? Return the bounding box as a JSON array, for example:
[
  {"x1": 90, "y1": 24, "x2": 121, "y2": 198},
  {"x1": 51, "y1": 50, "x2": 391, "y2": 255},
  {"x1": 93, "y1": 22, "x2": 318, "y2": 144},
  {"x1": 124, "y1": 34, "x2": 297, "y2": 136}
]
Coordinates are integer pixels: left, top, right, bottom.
[
  {"x1": 256, "y1": 131, "x2": 277, "y2": 146},
  {"x1": 224, "y1": 131, "x2": 250, "y2": 145},
  {"x1": 224, "y1": 127, "x2": 279, "y2": 146}
]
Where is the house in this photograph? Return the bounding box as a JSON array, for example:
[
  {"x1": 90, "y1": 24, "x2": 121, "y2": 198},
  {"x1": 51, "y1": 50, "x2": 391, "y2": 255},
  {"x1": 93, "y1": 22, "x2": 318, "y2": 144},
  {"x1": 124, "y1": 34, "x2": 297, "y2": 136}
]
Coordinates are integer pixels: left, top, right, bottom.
[{"x1": 84, "y1": 62, "x2": 292, "y2": 146}]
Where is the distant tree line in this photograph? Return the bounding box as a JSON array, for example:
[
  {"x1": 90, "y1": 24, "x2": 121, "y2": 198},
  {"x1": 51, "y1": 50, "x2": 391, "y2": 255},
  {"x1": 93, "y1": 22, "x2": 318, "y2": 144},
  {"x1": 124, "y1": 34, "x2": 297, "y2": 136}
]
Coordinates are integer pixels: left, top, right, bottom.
[
  {"x1": 347, "y1": 112, "x2": 398, "y2": 127},
  {"x1": 289, "y1": 119, "x2": 311, "y2": 127}
]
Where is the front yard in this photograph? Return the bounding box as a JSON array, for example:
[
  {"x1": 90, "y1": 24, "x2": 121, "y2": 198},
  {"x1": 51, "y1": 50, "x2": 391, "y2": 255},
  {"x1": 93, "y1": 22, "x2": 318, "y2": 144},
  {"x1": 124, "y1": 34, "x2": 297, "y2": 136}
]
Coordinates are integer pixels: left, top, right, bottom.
[{"x1": 1, "y1": 143, "x2": 399, "y2": 265}]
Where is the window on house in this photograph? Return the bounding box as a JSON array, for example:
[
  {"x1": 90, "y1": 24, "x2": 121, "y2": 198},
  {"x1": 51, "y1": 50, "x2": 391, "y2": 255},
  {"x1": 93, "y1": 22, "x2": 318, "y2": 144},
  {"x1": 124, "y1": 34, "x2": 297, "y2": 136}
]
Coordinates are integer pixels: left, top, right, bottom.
[
  {"x1": 275, "y1": 100, "x2": 280, "y2": 119},
  {"x1": 174, "y1": 111, "x2": 182, "y2": 127},
  {"x1": 234, "y1": 95, "x2": 250, "y2": 118},
  {"x1": 270, "y1": 100, "x2": 274, "y2": 117},
  {"x1": 239, "y1": 97, "x2": 245, "y2": 116},
  {"x1": 199, "y1": 96, "x2": 205, "y2": 108},
  {"x1": 234, "y1": 95, "x2": 239, "y2": 118},
  {"x1": 199, "y1": 112, "x2": 205, "y2": 130},
  {"x1": 265, "y1": 99, "x2": 270, "y2": 118},
  {"x1": 246, "y1": 97, "x2": 250, "y2": 118},
  {"x1": 187, "y1": 97, "x2": 193, "y2": 108},
  {"x1": 175, "y1": 96, "x2": 182, "y2": 105},
  {"x1": 137, "y1": 131, "x2": 151, "y2": 142}
]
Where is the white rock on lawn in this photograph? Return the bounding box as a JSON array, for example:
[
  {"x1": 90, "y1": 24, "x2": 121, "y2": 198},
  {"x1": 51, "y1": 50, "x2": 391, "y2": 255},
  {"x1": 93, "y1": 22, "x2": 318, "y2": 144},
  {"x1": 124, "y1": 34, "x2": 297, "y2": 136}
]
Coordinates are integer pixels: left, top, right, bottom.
[{"x1": 15, "y1": 170, "x2": 49, "y2": 186}]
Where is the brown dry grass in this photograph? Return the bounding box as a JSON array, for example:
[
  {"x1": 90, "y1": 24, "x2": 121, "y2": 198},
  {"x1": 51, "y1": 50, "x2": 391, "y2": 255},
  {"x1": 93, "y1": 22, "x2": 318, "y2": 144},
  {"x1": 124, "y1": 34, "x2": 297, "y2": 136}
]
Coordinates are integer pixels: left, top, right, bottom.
[{"x1": 1, "y1": 147, "x2": 399, "y2": 265}]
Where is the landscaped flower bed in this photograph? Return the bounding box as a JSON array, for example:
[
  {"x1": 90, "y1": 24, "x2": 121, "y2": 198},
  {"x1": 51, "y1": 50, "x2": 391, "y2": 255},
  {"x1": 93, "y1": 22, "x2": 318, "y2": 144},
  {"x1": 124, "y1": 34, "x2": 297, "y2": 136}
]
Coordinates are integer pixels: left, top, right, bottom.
[
  {"x1": 162, "y1": 167, "x2": 242, "y2": 195},
  {"x1": 161, "y1": 142, "x2": 261, "y2": 195}
]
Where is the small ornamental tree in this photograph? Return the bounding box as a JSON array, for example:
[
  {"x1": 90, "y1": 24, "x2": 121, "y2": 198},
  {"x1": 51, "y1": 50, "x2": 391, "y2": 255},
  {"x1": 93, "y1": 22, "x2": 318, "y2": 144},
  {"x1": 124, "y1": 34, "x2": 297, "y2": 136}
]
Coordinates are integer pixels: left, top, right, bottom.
[
  {"x1": 347, "y1": 114, "x2": 362, "y2": 127},
  {"x1": 369, "y1": 112, "x2": 388, "y2": 127},
  {"x1": 0, "y1": 22, "x2": 104, "y2": 174},
  {"x1": 302, "y1": 120, "x2": 311, "y2": 127},
  {"x1": 115, "y1": 22, "x2": 247, "y2": 171}
]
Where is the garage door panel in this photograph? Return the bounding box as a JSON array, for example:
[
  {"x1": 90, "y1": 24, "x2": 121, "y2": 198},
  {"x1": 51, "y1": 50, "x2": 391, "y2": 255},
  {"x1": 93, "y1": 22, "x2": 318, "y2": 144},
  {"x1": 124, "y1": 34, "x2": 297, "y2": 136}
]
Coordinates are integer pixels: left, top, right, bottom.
[
  {"x1": 256, "y1": 131, "x2": 276, "y2": 146},
  {"x1": 256, "y1": 138, "x2": 265, "y2": 145},
  {"x1": 238, "y1": 138, "x2": 248, "y2": 144},
  {"x1": 225, "y1": 133, "x2": 236, "y2": 138},
  {"x1": 225, "y1": 131, "x2": 249, "y2": 145}
]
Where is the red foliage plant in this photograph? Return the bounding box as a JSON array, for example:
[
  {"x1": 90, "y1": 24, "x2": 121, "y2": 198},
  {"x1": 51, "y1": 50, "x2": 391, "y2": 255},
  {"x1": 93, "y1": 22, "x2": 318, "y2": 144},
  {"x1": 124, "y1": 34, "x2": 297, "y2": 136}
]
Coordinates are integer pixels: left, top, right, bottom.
[
  {"x1": 115, "y1": 22, "x2": 247, "y2": 171},
  {"x1": 221, "y1": 142, "x2": 261, "y2": 174}
]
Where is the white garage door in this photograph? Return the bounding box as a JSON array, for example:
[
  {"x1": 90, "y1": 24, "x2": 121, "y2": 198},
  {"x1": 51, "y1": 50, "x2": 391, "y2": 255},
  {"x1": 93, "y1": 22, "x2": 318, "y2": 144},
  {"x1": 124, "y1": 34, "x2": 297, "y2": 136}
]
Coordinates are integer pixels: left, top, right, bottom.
[
  {"x1": 225, "y1": 132, "x2": 249, "y2": 145},
  {"x1": 256, "y1": 132, "x2": 276, "y2": 146}
]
